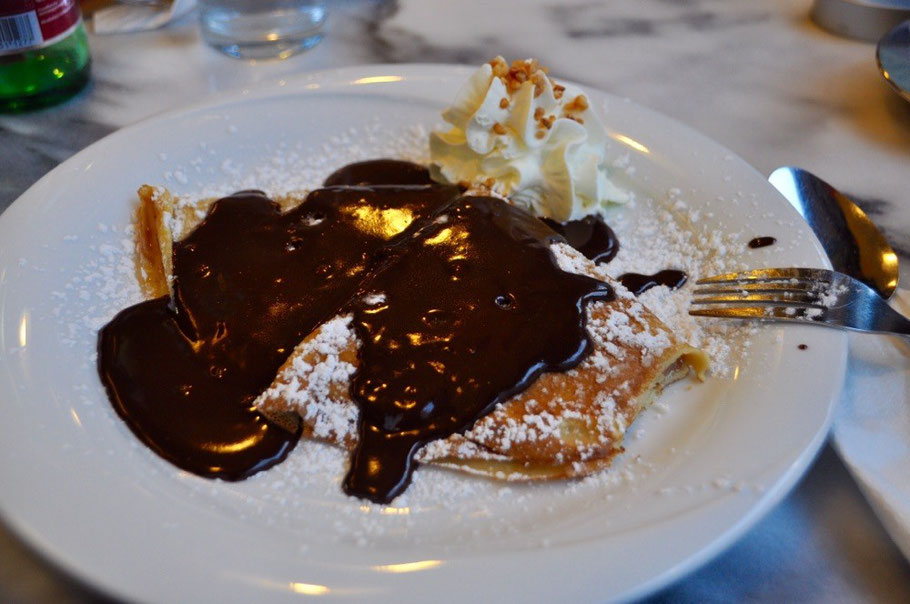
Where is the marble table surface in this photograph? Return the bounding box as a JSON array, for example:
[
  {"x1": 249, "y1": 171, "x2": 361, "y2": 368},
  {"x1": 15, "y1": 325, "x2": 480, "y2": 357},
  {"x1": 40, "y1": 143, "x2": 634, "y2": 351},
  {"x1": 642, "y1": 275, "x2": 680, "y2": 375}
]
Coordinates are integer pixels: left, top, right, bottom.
[{"x1": 1, "y1": 0, "x2": 909, "y2": 601}]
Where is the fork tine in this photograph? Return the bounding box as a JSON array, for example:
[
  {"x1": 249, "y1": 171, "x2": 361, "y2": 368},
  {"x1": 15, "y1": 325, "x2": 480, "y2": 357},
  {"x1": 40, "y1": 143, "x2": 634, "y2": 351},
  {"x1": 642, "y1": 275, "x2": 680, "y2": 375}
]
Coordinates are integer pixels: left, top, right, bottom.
[
  {"x1": 691, "y1": 291, "x2": 822, "y2": 305},
  {"x1": 696, "y1": 267, "x2": 832, "y2": 285},
  {"x1": 691, "y1": 268, "x2": 910, "y2": 337},
  {"x1": 692, "y1": 281, "x2": 818, "y2": 299},
  {"x1": 691, "y1": 267, "x2": 836, "y2": 320},
  {"x1": 695, "y1": 277, "x2": 810, "y2": 292},
  {"x1": 689, "y1": 306, "x2": 770, "y2": 319},
  {"x1": 689, "y1": 306, "x2": 827, "y2": 321}
]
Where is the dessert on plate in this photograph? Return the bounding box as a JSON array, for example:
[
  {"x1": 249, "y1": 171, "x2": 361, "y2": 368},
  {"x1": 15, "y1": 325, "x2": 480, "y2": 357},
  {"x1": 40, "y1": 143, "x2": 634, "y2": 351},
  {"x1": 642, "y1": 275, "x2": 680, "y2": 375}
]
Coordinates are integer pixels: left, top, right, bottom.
[
  {"x1": 430, "y1": 56, "x2": 629, "y2": 221},
  {"x1": 98, "y1": 58, "x2": 708, "y2": 504}
]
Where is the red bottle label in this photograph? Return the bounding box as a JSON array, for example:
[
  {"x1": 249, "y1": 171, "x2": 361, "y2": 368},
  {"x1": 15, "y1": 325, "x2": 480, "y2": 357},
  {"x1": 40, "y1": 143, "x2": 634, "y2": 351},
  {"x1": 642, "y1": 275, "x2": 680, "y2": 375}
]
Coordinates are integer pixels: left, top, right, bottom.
[{"x1": 0, "y1": 0, "x2": 81, "y2": 55}]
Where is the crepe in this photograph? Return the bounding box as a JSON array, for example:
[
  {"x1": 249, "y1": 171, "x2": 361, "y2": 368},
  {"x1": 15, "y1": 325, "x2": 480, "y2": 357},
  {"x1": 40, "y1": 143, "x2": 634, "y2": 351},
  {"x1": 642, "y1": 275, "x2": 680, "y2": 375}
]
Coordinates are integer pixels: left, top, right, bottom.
[
  {"x1": 134, "y1": 184, "x2": 708, "y2": 482},
  {"x1": 134, "y1": 185, "x2": 306, "y2": 299}
]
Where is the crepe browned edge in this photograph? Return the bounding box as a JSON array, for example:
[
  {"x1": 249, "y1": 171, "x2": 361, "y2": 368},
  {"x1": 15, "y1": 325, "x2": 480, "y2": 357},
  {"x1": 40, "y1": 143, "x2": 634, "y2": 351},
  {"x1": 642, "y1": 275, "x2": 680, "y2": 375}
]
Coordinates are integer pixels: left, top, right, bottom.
[
  {"x1": 134, "y1": 185, "x2": 306, "y2": 299},
  {"x1": 134, "y1": 185, "x2": 709, "y2": 482}
]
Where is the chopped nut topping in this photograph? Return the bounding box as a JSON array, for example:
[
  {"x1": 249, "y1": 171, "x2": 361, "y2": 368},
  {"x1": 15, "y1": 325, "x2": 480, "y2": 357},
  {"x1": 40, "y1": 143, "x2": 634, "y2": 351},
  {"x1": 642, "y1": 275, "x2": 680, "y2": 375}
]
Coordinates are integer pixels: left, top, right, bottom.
[
  {"x1": 512, "y1": 58, "x2": 539, "y2": 74},
  {"x1": 531, "y1": 72, "x2": 546, "y2": 98},
  {"x1": 482, "y1": 177, "x2": 495, "y2": 188},
  {"x1": 489, "y1": 56, "x2": 509, "y2": 78},
  {"x1": 493, "y1": 57, "x2": 554, "y2": 97},
  {"x1": 481, "y1": 58, "x2": 596, "y2": 149},
  {"x1": 565, "y1": 94, "x2": 589, "y2": 112}
]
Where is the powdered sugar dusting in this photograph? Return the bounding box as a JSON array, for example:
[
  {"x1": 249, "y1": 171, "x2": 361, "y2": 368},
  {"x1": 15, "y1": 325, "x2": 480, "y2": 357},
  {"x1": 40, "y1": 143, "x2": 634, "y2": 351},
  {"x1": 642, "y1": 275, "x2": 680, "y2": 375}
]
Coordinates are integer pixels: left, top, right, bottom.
[
  {"x1": 592, "y1": 191, "x2": 758, "y2": 376},
  {"x1": 257, "y1": 315, "x2": 359, "y2": 444},
  {"x1": 52, "y1": 226, "x2": 143, "y2": 360},
  {"x1": 169, "y1": 122, "x2": 432, "y2": 206}
]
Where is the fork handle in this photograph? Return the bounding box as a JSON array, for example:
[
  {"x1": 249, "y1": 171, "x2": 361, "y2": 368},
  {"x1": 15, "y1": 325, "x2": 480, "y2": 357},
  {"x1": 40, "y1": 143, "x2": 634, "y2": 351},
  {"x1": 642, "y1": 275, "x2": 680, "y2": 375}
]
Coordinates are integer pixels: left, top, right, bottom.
[{"x1": 876, "y1": 306, "x2": 910, "y2": 338}]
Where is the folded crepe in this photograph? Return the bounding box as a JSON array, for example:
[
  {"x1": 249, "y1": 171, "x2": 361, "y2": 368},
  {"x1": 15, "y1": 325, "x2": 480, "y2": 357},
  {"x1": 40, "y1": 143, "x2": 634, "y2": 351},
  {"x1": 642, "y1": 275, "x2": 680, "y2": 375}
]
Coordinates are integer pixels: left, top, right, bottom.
[{"x1": 134, "y1": 183, "x2": 708, "y2": 483}]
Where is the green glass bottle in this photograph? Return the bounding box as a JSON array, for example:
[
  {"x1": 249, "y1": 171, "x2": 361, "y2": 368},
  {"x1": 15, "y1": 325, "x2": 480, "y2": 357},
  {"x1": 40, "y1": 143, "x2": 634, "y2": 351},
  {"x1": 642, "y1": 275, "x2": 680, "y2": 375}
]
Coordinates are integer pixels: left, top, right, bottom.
[{"x1": 0, "y1": 0, "x2": 91, "y2": 113}]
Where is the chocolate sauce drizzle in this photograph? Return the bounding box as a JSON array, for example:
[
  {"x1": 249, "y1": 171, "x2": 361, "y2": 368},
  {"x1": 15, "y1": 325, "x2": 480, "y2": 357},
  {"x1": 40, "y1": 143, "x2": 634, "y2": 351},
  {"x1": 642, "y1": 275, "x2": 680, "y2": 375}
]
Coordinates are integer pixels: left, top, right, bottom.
[
  {"x1": 343, "y1": 198, "x2": 611, "y2": 501},
  {"x1": 542, "y1": 216, "x2": 689, "y2": 298},
  {"x1": 98, "y1": 296, "x2": 298, "y2": 478},
  {"x1": 99, "y1": 175, "x2": 461, "y2": 482},
  {"x1": 324, "y1": 159, "x2": 435, "y2": 187},
  {"x1": 541, "y1": 215, "x2": 619, "y2": 264},
  {"x1": 618, "y1": 270, "x2": 688, "y2": 296},
  {"x1": 748, "y1": 236, "x2": 776, "y2": 249},
  {"x1": 98, "y1": 161, "x2": 611, "y2": 503},
  {"x1": 541, "y1": 216, "x2": 690, "y2": 299}
]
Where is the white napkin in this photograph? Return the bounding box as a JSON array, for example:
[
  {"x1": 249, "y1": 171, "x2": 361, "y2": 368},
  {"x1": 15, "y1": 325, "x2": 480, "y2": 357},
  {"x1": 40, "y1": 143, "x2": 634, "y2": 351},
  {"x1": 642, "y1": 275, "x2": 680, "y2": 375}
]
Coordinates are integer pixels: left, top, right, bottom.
[
  {"x1": 92, "y1": 0, "x2": 196, "y2": 34},
  {"x1": 831, "y1": 287, "x2": 910, "y2": 560}
]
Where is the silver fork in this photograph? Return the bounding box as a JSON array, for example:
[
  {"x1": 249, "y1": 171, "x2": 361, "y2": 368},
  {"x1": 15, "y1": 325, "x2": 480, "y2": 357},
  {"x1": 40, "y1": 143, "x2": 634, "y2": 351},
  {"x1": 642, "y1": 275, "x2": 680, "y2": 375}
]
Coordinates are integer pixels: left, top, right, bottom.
[{"x1": 689, "y1": 268, "x2": 910, "y2": 338}]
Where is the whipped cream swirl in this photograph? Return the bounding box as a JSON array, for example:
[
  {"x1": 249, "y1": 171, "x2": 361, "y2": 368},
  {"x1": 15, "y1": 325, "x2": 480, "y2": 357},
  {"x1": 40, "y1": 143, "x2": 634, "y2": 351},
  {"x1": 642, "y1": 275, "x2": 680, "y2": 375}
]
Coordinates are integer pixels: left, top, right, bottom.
[{"x1": 430, "y1": 57, "x2": 629, "y2": 222}]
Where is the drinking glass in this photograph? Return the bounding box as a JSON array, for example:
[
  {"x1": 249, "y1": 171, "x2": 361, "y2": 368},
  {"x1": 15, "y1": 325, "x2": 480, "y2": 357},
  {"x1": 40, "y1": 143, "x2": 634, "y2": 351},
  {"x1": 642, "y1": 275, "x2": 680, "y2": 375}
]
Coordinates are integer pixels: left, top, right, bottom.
[{"x1": 198, "y1": 0, "x2": 326, "y2": 59}]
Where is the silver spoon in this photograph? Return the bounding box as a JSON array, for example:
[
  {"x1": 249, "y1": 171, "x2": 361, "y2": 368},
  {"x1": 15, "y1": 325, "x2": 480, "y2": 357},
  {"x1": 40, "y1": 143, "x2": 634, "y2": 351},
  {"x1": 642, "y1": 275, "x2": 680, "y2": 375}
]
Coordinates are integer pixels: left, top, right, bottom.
[{"x1": 768, "y1": 166, "x2": 900, "y2": 299}]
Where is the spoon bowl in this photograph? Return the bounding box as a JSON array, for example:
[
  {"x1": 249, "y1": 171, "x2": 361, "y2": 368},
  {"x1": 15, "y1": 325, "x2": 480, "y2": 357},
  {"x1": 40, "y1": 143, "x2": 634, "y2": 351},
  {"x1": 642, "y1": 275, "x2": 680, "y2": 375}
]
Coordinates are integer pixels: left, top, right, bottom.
[{"x1": 768, "y1": 166, "x2": 899, "y2": 299}]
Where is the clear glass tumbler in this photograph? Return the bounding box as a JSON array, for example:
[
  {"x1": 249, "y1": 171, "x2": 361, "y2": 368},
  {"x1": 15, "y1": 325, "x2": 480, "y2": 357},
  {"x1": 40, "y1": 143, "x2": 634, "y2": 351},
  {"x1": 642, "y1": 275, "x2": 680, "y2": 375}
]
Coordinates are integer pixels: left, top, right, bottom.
[{"x1": 199, "y1": 0, "x2": 326, "y2": 59}]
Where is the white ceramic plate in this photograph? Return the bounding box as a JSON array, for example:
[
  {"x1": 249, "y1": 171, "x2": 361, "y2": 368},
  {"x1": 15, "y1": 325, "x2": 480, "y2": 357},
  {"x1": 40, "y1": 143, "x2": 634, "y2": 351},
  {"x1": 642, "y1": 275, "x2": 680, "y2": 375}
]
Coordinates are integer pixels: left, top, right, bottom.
[{"x1": 0, "y1": 65, "x2": 846, "y2": 603}]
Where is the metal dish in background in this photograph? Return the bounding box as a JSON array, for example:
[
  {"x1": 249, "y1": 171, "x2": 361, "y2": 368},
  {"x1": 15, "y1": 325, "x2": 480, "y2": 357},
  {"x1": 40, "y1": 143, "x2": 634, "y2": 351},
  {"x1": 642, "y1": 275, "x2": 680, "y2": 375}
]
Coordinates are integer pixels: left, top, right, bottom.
[
  {"x1": 877, "y1": 20, "x2": 910, "y2": 102},
  {"x1": 812, "y1": 0, "x2": 910, "y2": 41}
]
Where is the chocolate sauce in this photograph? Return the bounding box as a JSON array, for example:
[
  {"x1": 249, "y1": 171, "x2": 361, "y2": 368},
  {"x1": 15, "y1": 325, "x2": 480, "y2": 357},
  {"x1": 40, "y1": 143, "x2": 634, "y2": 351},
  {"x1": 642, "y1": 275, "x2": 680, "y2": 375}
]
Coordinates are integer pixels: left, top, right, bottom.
[
  {"x1": 618, "y1": 270, "x2": 688, "y2": 296},
  {"x1": 748, "y1": 236, "x2": 776, "y2": 249},
  {"x1": 98, "y1": 161, "x2": 611, "y2": 503},
  {"x1": 344, "y1": 198, "x2": 612, "y2": 501},
  {"x1": 541, "y1": 215, "x2": 619, "y2": 264},
  {"x1": 99, "y1": 182, "x2": 461, "y2": 481},
  {"x1": 98, "y1": 297, "x2": 298, "y2": 478},
  {"x1": 324, "y1": 159, "x2": 435, "y2": 187}
]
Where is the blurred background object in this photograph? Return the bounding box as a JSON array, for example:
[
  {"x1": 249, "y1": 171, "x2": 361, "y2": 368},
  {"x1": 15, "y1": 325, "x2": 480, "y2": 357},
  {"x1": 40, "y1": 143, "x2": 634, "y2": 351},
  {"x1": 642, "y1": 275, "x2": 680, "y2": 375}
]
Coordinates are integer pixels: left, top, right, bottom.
[
  {"x1": 0, "y1": 0, "x2": 91, "y2": 112},
  {"x1": 878, "y1": 19, "x2": 910, "y2": 102},
  {"x1": 198, "y1": 0, "x2": 325, "y2": 59},
  {"x1": 812, "y1": 0, "x2": 910, "y2": 41},
  {"x1": 88, "y1": 0, "x2": 195, "y2": 34}
]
